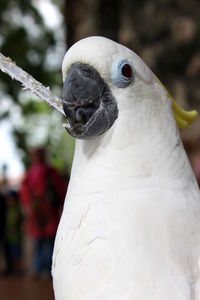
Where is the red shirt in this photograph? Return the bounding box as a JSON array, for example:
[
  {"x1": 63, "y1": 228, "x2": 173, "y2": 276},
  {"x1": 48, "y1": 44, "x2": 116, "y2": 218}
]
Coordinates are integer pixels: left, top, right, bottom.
[{"x1": 20, "y1": 163, "x2": 67, "y2": 238}]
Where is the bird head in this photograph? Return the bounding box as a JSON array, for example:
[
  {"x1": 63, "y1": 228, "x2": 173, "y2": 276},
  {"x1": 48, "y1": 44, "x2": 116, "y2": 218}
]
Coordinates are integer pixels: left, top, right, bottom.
[{"x1": 62, "y1": 36, "x2": 197, "y2": 140}]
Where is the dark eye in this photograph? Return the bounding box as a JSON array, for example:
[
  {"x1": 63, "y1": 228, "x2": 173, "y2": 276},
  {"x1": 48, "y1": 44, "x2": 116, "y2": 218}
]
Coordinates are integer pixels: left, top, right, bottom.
[
  {"x1": 111, "y1": 59, "x2": 134, "y2": 88},
  {"x1": 121, "y1": 64, "x2": 132, "y2": 78}
]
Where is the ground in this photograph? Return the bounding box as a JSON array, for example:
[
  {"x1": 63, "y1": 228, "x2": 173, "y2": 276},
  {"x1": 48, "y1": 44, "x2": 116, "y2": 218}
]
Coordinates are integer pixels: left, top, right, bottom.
[{"x1": 0, "y1": 275, "x2": 54, "y2": 300}]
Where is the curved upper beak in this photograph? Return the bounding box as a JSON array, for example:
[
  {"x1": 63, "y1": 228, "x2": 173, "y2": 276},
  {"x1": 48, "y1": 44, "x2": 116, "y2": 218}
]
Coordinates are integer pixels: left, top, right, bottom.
[
  {"x1": 62, "y1": 63, "x2": 104, "y2": 126},
  {"x1": 62, "y1": 63, "x2": 118, "y2": 139}
]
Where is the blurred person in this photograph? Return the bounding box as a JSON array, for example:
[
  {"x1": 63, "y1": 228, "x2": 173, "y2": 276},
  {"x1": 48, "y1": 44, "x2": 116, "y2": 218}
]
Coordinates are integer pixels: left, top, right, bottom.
[
  {"x1": 20, "y1": 148, "x2": 67, "y2": 278},
  {"x1": 0, "y1": 192, "x2": 7, "y2": 273},
  {"x1": 0, "y1": 192, "x2": 6, "y2": 242},
  {"x1": 4, "y1": 190, "x2": 23, "y2": 275},
  {"x1": 0, "y1": 166, "x2": 9, "y2": 274}
]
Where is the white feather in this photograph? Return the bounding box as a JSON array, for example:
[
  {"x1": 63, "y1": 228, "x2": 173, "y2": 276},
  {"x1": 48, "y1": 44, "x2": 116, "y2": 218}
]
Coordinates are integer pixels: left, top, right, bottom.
[{"x1": 52, "y1": 36, "x2": 200, "y2": 300}]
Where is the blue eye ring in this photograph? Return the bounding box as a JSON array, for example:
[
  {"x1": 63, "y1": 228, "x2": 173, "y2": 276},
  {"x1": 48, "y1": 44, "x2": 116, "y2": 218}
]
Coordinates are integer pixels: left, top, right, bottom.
[{"x1": 111, "y1": 59, "x2": 135, "y2": 88}]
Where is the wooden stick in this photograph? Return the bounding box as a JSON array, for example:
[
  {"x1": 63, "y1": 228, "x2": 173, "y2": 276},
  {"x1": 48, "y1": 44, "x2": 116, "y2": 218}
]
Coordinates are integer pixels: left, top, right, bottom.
[{"x1": 0, "y1": 52, "x2": 65, "y2": 115}]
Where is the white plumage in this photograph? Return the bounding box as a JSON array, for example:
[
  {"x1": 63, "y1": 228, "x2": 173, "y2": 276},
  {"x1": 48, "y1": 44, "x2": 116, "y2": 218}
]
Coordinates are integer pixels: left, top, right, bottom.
[{"x1": 52, "y1": 36, "x2": 200, "y2": 300}]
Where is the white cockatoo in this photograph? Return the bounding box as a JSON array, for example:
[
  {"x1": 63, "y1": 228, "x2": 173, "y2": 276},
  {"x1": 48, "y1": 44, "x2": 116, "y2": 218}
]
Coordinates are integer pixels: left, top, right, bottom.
[{"x1": 52, "y1": 36, "x2": 200, "y2": 300}]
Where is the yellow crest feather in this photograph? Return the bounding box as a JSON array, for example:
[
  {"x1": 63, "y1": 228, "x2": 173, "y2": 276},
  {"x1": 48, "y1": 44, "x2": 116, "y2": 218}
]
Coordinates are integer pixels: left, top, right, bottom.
[{"x1": 155, "y1": 76, "x2": 197, "y2": 129}]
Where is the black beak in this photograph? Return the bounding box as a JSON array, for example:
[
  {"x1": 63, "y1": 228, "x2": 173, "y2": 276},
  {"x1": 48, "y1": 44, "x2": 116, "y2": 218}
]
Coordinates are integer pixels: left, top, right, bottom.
[{"x1": 62, "y1": 63, "x2": 118, "y2": 139}]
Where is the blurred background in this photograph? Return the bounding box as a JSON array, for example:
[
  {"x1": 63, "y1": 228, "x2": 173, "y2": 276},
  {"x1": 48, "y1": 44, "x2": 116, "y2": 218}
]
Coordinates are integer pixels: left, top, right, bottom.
[{"x1": 0, "y1": 0, "x2": 200, "y2": 299}]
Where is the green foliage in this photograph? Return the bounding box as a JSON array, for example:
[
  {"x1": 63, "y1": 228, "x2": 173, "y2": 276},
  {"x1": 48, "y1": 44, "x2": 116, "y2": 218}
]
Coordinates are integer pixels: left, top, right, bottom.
[
  {"x1": 20, "y1": 99, "x2": 50, "y2": 115},
  {"x1": 0, "y1": 0, "x2": 74, "y2": 174}
]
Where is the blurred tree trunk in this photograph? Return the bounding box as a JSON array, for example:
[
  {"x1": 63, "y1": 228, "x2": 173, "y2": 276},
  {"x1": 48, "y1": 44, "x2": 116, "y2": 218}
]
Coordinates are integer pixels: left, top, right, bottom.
[
  {"x1": 63, "y1": 0, "x2": 120, "y2": 48},
  {"x1": 63, "y1": 0, "x2": 200, "y2": 153}
]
